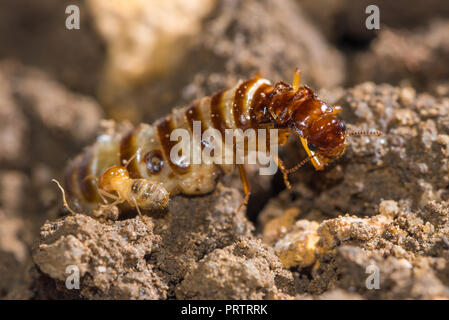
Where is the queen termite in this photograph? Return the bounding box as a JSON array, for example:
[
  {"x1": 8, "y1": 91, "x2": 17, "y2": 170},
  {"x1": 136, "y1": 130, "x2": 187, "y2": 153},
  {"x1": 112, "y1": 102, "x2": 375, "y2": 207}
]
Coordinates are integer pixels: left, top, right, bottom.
[{"x1": 54, "y1": 68, "x2": 381, "y2": 216}]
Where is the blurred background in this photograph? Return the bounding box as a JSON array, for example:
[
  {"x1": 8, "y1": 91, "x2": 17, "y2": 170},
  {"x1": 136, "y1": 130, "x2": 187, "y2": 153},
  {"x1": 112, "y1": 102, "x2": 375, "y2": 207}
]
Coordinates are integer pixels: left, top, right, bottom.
[{"x1": 0, "y1": 0, "x2": 448, "y2": 298}]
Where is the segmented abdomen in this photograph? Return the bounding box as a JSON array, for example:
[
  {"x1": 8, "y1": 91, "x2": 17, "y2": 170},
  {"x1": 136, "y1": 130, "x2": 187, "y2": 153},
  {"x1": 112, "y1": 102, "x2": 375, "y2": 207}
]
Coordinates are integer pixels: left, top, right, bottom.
[
  {"x1": 130, "y1": 179, "x2": 169, "y2": 210},
  {"x1": 64, "y1": 77, "x2": 275, "y2": 207}
]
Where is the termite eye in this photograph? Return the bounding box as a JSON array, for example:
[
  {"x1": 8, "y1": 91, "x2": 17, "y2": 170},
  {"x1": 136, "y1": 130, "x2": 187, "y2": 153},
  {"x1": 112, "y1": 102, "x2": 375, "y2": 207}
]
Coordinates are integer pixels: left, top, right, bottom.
[
  {"x1": 144, "y1": 151, "x2": 163, "y2": 174},
  {"x1": 307, "y1": 142, "x2": 318, "y2": 151},
  {"x1": 340, "y1": 122, "x2": 346, "y2": 132}
]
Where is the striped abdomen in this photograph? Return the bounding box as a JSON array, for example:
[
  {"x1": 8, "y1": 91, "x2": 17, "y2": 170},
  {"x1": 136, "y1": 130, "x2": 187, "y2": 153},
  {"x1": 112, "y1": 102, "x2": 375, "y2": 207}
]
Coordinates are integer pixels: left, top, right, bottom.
[{"x1": 129, "y1": 179, "x2": 169, "y2": 210}]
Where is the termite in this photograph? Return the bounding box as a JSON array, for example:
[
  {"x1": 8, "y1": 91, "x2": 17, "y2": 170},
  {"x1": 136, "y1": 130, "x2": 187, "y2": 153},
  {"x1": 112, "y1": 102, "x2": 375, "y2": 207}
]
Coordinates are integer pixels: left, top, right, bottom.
[{"x1": 54, "y1": 68, "x2": 381, "y2": 215}]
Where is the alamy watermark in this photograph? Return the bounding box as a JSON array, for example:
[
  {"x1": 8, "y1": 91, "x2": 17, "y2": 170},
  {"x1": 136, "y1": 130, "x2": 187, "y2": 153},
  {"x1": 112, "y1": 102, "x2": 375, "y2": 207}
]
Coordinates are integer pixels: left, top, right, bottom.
[
  {"x1": 65, "y1": 265, "x2": 80, "y2": 290},
  {"x1": 365, "y1": 5, "x2": 380, "y2": 30},
  {"x1": 65, "y1": 5, "x2": 80, "y2": 30},
  {"x1": 365, "y1": 263, "x2": 380, "y2": 290},
  {"x1": 169, "y1": 121, "x2": 279, "y2": 175}
]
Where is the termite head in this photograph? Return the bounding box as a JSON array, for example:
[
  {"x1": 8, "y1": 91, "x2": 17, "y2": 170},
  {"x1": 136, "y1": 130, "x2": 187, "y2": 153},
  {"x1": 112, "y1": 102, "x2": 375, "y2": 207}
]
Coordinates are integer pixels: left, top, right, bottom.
[
  {"x1": 304, "y1": 115, "x2": 347, "y2": 170},
  {"x1": 98, "y1": 166, "x2": 129, "y2": 192},
  {"x1": 285, "y1": 91, "x2": 348, "y2": 171},
  {"x1": 281, "y1": 68, "x2": 381, "y2": 173},
  {"x1": 290, "y1": 105, "x2": 381, "y2": 171}
]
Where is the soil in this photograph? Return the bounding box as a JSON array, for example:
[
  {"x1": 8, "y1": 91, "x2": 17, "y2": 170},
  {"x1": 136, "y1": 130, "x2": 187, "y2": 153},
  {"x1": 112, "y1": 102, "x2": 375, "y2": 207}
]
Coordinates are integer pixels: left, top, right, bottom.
[{"x1": 1, "y1": 0, "x2": 449, "y2": 300}]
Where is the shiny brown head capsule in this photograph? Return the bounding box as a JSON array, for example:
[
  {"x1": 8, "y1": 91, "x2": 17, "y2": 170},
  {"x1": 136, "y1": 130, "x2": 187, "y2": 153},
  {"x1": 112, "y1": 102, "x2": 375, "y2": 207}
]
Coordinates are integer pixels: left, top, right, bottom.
[{"x1": 290, "y1": 96, "x2": 348, "y2": 170}]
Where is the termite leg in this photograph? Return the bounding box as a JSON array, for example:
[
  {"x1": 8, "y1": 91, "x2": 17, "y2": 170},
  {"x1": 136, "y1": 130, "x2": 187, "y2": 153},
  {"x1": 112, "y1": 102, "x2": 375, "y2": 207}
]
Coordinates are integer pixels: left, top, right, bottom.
[
  {"x1": 274, "y1": 156, "x2": 292, "y2": 190},
  {"x1": 98, "y1": 191, "x2": 109, "y2": 204},
  {"x1": 107, "y1": 196, "x2": 125, "y2": 208},
  {"x1": 83, "y1": 174, "x2": 98, "y2": 183},
  {"x1": 98, "y1": 188, "x2": 120, "y2": 204},
  {"x1": 131, "y1": 196, "x2": 143, "y2": 217},
  {"x1": 83, "y1": 174, "x2": 113, "y2": 205},
  {"x1": 237, "y1": 164, "x2": 251, "y2": 211},
  {"x1": 292, "y1": 67, "x2": 301, "y2": 91},
  {"x1": 83, "y1": 174, "x2": 108, "y2": 203},
  {"x1": 123, "y1": 147, "x2": 141, "y2": 169}
]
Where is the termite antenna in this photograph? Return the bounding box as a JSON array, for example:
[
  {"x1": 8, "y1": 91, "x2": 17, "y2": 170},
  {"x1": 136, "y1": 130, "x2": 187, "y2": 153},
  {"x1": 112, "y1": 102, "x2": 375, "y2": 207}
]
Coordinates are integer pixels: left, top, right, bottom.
[
  {"x1": 286, "y1": 154, "x2": 314, "y2": 174},
  {"x1": 347, "y1": 130, "x2": 382, "y2": 137},
  {"x1": 83, "y1": 174, "x2": 98, "y2": 183},
  {"x1": 123, "y1": 148, "x2": 141, "y2": 169},
  {"x1": 52, "y1": 179, "x2": 80, "y2": 215}
]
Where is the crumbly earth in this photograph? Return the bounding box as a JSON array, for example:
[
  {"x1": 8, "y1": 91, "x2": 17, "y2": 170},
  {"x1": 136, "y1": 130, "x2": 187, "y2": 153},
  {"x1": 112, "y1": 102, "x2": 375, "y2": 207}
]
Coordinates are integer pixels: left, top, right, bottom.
[
  {"x1": 33, "y1": 184, "x2": 260, "y2": 299},
  {"x1": 259, "y1": 81, "x2": 449, "y2": 225},
  {"x1": 351, "y1": 20, "x2": 449, "y2": 90},
  {"x1": 267, "y1": 200, "x2": 449, "y2": 298},
  {"x1": 175, "y1": 238, "x2": 295, "y2": 299},
  {"x1": 257, "y1": 79, "x2": 449, "y2": 299},
  {"x1": 1, "y1": 0, "x2": 449, "y2": 300},
  {"x1": 300, "y1": 0, "x2": 449, "y2": 44},
  {"x1": 0, "y1": 60, "x2": 103, "y2": 299}
]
